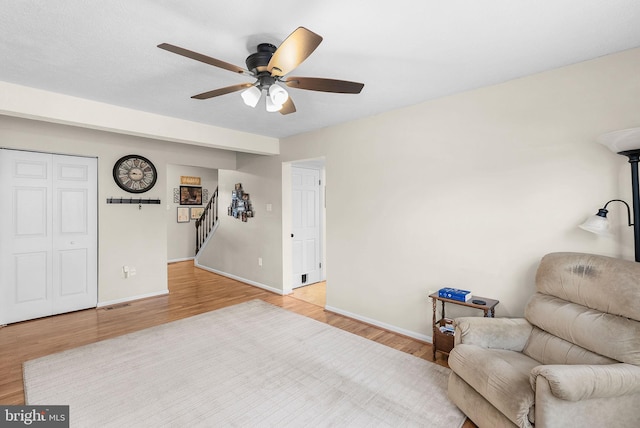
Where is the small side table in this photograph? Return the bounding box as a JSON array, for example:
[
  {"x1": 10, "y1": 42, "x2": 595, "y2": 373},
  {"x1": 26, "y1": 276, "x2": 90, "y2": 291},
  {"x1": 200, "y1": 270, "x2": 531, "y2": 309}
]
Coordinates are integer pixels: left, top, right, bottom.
[{"x1": 429, "y1": 292, "x2": 499, "y2": 360}]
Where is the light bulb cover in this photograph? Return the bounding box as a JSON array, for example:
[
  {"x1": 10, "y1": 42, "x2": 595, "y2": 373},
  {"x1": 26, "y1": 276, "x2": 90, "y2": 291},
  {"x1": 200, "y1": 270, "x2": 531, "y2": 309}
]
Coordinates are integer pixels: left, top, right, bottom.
[
  {"x1": 269, "y1": 84, "x2": 289, "y2": 106},
  {"x1": 241, "y1": 86, "x2": 261, "y2": 108},
  {"x1": 266, "y1": 96, "x2": 282, "y2": 112},
  {"x1": 579, "y1": 209, "x2": 612, "y2": 236},
  {"x1": 598, "y1": 127, "x2": 640, "y2": 154}
]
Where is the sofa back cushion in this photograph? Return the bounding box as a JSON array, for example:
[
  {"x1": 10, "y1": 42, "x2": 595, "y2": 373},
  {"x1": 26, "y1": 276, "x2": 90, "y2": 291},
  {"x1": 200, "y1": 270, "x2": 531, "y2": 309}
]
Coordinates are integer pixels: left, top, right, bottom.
[
  {"x1": 522, "y1": 299, "x2": 621, "y2": 364},
  {"x1": 535, "y1": 252, "x2": 640, "y2": 321},
  {"x1": 523, "y1": 317, "x2": 619, "y2": 365},
  {"x1": 524, "y1": 253, "x2": 640, "y2": 365}
]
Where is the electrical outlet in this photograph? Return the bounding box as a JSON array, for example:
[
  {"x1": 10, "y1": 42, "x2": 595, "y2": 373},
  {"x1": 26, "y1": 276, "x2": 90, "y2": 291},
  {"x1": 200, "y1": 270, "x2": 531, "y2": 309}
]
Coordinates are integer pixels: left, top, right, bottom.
[
  {"x1": 130, "y1": 267, "x2": 137, "y2": 276},
  {"x1": 258, "y1": 257, "x2": 263, "y2": 267}
]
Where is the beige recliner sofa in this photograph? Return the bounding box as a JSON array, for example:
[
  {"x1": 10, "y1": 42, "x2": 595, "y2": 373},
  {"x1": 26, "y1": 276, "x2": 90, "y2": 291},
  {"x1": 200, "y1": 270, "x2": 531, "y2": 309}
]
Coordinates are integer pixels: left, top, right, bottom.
[{"x1": 448, "y1": 252, "x2": 640, "y2": 428}]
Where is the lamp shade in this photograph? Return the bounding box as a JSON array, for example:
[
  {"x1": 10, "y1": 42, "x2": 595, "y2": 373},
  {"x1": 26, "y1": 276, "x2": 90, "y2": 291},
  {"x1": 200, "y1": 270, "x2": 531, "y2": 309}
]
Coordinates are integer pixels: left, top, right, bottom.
[
  {"x1": 579, "y1": 209, "x2": 612, "y2": 236},
  {"x1": 598, "y1": 127, "x2": 640, "y2": 153},
  {"x1": 268, "y1": 84, "x2": 288, "y2": 106},
  {"x1": 240, "y1": 86, "x2": 261, "y2": 108},
  {"x1": 265, "y1": 96, "x2": 282, "y2": 112}
]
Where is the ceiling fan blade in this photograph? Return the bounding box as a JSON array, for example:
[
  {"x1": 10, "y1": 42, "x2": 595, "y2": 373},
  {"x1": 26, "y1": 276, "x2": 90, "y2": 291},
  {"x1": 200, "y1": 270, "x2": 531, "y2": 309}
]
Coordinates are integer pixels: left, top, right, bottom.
[
  {"x1": 268, "y1": 27, "x2": 323, "y2": 77},
  {"x1": 279, "y1": 97, "x2": 296, "y2": 115},
  {"x1": 191, "y1": 83, "x2": 254, "y2": 100},
  {"x1": 284, "y1": 77, "x2": 364, "y2": 94},
  {"x1": 158, "y1": 43, "x2": 251, "y2": 76}
]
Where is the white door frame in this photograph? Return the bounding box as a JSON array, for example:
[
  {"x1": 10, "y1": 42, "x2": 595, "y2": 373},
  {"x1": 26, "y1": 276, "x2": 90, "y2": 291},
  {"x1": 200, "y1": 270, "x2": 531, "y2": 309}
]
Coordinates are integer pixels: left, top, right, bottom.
[{"x1": 281, "y1": 158, "x2": 325, "y2": 295}]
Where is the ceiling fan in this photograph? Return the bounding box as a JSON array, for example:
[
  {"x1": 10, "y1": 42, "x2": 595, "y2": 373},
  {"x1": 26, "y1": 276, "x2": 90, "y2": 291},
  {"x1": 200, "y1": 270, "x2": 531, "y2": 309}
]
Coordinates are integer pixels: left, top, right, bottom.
[{"x1": 158, "y1": 27, "x2": 364, "y2": 115}]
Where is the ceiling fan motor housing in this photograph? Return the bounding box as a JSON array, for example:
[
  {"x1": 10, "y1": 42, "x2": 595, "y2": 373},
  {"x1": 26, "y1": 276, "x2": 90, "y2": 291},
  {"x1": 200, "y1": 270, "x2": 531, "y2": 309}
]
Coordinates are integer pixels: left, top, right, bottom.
[{"x1": 245, "y1": 43, "x2": 276, "y2": 73}]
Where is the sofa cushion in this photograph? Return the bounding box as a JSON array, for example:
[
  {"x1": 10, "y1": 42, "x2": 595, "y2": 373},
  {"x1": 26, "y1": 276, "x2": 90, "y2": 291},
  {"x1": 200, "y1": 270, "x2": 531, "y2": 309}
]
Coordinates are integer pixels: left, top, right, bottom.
[
  {"x1": 536, "y1": 252, "x2": 640, "y2": 322},
  {"x1": 448, "y1": 372, "x2": 519, "y2": 428},
  {"x1": 449, "y1": 344, "x2": 539, "y2": 428},
  {"x1": 523, "y1": 326, "x2": 617, "y2": 366},
  {"x1": 525, "y1": 294, "x2": 640, "y2": 365},
  {"x1": 530, "y1": 363, "x2": 640, "y2": 401}
]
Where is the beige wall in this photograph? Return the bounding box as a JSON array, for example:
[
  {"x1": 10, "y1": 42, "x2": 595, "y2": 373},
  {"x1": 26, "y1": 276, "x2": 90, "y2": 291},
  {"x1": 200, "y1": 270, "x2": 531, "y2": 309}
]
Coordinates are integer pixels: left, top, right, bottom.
[
  {"x1": 196, "y1": 155, "x2": 284, "y2": 293},
  {"x1": 0, "y1": 116, "x2": 236, "y2": 305},
  {"x1": 199, "y1": 47, "x2": 640, "y2": 340}
]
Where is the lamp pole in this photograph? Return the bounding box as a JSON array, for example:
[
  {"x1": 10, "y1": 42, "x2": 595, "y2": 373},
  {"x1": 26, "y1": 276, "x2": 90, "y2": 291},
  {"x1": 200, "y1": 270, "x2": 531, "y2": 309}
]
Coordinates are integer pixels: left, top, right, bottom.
[{"x1": 619, "y1": 149, "x2": 640, "y2": 262}]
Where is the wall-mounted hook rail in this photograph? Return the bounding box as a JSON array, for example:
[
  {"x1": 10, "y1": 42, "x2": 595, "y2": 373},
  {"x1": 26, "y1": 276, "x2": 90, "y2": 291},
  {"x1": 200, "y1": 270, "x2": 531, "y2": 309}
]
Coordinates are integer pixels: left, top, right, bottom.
[{"x1": 106, "y1": 198, "x2": 161, "y2": 210}]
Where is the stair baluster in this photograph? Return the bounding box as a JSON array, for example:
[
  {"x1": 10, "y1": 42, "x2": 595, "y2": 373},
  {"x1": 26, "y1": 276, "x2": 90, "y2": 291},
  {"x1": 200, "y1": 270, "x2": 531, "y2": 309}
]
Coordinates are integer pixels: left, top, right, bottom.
[{"x1": 195, "y1": 186, "x2": 218, "y2": 255}]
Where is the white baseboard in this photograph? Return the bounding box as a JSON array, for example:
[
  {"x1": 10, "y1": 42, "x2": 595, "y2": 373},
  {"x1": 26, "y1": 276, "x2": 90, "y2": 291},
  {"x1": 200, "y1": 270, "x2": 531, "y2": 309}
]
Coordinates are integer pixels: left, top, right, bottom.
[
  {"x1": 324, "y1": 305, "x2": 433, "y2": 344},
  {"x1": 192, "y1": 260, "x2": 430, "y2": 343},
  {"x1": 97, "y1": 290, "x2": 169, "y2": 308},
  {"x1": 194, "y1": 261, "x2": 286, "y2": 296},
  {"x1": 168, "y1": 257, "x2": 195, "y2": 264}
]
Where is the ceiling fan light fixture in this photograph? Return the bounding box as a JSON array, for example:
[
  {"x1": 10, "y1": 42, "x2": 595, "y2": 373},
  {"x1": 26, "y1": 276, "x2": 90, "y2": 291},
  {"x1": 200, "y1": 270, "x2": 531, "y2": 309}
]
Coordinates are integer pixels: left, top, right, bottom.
[
  {"x1": 240, "y1": 86, "x2": 261, "y2": 107},
  {"x1": 268, "y1": 84, "x2": 289, "y2": 106},
  {"x1": 159, "y1": 27, "x2": 364, "y2": 115},
  {"x1": 265, "y1": 96, "x2": 283, "y2": 112}
]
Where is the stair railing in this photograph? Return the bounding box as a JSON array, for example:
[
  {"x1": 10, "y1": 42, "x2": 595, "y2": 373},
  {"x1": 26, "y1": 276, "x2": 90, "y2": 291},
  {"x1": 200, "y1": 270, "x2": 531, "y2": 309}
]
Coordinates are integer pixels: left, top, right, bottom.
[{"x1": 195, "y1": 186, "x2": 218, "y2": 255}]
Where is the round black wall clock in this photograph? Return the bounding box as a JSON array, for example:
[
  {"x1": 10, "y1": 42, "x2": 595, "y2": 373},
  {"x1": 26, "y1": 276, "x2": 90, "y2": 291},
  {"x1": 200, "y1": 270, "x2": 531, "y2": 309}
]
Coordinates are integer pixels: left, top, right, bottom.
[{"x1": 113, "y1": 155, "x2": 157, "y2": 193}]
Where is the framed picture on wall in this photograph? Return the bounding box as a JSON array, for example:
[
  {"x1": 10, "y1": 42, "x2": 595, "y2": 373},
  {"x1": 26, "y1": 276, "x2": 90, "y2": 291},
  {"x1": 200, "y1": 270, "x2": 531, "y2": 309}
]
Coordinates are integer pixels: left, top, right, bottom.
[
  {"x1": 180, "y1": 186, "x2": 202, "y2": 205},
  {"x1": 190, "y1": 207, "x2": 204, "y2": 220},
  {"x1": 177, "y1": 207, "x2": 190, "y2": 223}
]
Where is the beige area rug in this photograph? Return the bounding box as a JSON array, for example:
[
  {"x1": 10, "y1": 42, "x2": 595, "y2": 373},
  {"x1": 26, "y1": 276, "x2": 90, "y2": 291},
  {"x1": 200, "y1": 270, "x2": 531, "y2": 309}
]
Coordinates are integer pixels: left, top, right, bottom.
[{"x1": 24, "y1": 300, "x2": 465, "y2": 427}]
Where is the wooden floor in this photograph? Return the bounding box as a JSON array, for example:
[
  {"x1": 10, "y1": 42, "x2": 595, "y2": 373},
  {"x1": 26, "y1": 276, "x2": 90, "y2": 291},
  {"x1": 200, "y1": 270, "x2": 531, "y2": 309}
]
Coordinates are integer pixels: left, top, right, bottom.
[
  {"x1": 0, "y1": 261, "x2": 474, "y2": 427},
  {"x1": 292, "y1": 280, "x2": 326, "y2": 306}
]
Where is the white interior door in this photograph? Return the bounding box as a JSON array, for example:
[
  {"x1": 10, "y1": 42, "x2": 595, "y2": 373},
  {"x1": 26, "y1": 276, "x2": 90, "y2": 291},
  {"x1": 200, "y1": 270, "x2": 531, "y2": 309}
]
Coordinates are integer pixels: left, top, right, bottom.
[
  {"x1": 1, "y1": 150, "x2": 53, "y2": 324},
  {"x1": 291, "y1": 166, "x2": 320, "y2": 288},
  {"x1": 52, "y1": 155, "x2": 97, "y2": 315},
  {"x1": 0, "y1": 150, "x2": 97, "y2": 324}
]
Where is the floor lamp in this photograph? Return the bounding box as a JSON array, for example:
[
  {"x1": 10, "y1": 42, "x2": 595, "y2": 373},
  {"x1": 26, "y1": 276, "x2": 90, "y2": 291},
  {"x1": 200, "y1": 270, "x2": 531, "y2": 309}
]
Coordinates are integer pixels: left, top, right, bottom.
[{"x1": 581, "y1": 127, "x2": 640, "y2": 262}]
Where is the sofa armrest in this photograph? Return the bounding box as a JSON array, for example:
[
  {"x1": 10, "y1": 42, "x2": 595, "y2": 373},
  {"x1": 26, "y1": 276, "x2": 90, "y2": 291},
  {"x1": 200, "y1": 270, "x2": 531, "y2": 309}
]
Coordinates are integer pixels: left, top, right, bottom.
[
  {"x1": 531, "y1": 363, "x2": 640, "y2": 401},
  {"x1": 454, "y1": 317, "x2": 533, "y2": 351}
]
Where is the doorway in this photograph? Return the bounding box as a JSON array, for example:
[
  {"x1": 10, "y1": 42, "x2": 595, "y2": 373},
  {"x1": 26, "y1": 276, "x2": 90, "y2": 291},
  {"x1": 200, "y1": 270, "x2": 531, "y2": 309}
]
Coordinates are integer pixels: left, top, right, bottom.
[{"x1": 282, "y1": 158, "x2": 326, "y2": 295}]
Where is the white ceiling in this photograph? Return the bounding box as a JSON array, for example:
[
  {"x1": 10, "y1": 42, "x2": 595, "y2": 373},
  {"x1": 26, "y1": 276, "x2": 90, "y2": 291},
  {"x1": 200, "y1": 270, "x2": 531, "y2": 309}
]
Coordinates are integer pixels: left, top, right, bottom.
[{"x1": 2, "y1": 1, "x2": 640, "y2": 139}]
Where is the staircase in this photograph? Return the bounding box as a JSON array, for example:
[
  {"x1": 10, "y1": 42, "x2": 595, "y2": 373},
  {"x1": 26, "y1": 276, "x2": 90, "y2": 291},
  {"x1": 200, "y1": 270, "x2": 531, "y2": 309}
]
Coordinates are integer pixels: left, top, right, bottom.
[{"x1": 195, "y1": 186, "x2": 218, "y2": 255}]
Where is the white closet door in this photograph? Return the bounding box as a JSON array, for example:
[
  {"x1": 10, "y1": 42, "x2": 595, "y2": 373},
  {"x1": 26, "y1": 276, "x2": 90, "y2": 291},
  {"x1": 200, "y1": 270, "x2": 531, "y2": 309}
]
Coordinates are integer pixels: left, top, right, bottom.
[
  {"x1": 0, "y1": 150, "x2": 97, "y2": 325},
  {"x1": 52, "y1": 154, "x2": 97, "y2": 315},
  {"x1": 0, "y1": 150, "x2": 54, "y2": 324}
]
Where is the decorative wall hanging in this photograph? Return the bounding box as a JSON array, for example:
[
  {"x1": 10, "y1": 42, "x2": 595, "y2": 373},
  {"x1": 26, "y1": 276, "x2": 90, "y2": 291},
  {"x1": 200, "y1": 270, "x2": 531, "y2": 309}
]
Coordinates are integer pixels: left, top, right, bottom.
[
  {"x1": 180, "y1": 176, "x2": 201, "y2": 185},
  {"x1": 180, "y1": 186, "x2": 202, "y2": 205},
  {"x1": 190, "y1": 207, "x2": 204, "y2": 220},
  {"x1": 177, "y1": 207, "x2": 189, "y2": 223},
  {"x1": 175, "y1": 187, "x2": 208, "y2": 204},
  {"x1": 228, "y1": 183, "x2": 254, "y2": 222}
]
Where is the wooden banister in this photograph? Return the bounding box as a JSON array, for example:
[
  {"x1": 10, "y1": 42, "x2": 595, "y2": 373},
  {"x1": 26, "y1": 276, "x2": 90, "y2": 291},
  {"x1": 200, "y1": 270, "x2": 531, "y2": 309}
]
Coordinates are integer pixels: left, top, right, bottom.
[{"x1": 195, "y1": 187, "x2": 218, "y2": 254}]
